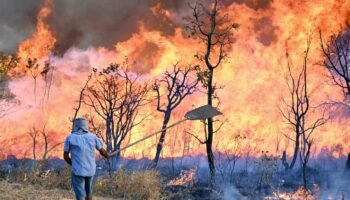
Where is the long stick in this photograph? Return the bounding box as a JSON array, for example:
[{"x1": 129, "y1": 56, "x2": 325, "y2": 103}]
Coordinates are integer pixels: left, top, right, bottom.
[{"x1": 109, "y1": 118, "x2": 187, "y2": 156}]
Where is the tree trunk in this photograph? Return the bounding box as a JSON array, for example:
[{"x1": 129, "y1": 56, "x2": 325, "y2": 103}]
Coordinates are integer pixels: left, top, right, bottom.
[
  {"x1": 106, "y1": 116, "x2": 112, "y2": 152},
  {"x1": 206, "y1": 69, "x2": 215, "y2": 178},
  {"x1": 33, "y1": 141, "x2": 36, "y2": 162},
  {"x1": 111, "y1": 143, "x2": 120, "y2": 171},
  {"x1": 303, "y1": 159, "x2": 307, "y2": 189},
  {"x1": 302, "y1": 142, "x2": 311, "y2": 189},
  {"x1": 281, "y1": 151, "x2": 289, "y2": 172},
  {"x1": 346, "y1": 152, "x2": 350, "y2": 170},
  {"x1": 32, "y1": 136, "x2": 36, "y2": 171},
  {"x1": 153, "y1": 112, "x2": 171, "y2": 165},
  {"x1": 289, "y1": 129, "x2": 300, "y2": 170}
]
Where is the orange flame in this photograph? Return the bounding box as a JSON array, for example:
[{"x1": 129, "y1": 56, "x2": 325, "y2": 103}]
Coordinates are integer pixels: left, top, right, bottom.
[
  {"x1": 1, "y1": 0, "x2": 350, "y2": 160},
  {"x1": 167, "y1": 168, "x2": 196, "y2": 187},
  {"x1": 18, "y1": 0, "x2": 56, "y2": 63}
]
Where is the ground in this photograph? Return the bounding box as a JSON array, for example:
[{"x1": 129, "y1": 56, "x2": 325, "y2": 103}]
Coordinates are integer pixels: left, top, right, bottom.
[{"x1": 0, "y1": 181, "x2": 113, "y2": 200}]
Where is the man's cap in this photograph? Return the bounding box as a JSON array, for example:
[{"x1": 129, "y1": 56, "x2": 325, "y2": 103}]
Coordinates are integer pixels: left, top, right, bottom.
[{"x1": 72, "y1": 117, "x2": 89, "y2": 132}]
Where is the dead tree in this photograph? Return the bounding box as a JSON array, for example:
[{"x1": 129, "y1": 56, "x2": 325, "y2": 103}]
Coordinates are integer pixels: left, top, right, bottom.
[
  {"x1": 71, "y1": 74, "x2": 92, "y2": 125},
  {"x1": 26, "y1": 58, "x2": 40, "y2": 103},
  {"x1": 281, "y1": 37, "x2": 326, "y2": 188},
  {"x1": 40, "y1": 125, "x2": 63, "y2": 161},
  {"x1": 83, "y1": 64, "x2": 149, "y2": 168},
  {"x1": 28, "y1": 127, "x2": 38, "y2": 169},
  {"x1": 346, "y1": 153, "x2": 350, "y2": 170},
  {"x1": 152, "y1": 64, "x2": 199, "y2": 165},
  {"x1": 185, "y1": 0, "x2": 238, "y2": 178},
  {"x1": 320, "y1": 30, "x2": 350, "y2": 99},
  {"x1": 40, "y1": 60, "x2": 54, "y2": 104},
  {"x1": 320, "y1": 30, "x2": 350, "y2": 170}
]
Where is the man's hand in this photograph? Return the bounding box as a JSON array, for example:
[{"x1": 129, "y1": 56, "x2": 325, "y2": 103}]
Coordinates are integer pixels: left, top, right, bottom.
[
  {"x1": 63, "y1": 152, "x2": 72, "y2": 165},
  {"x1": 99, "y1": 148, "x2": 112, "y2": 159}
]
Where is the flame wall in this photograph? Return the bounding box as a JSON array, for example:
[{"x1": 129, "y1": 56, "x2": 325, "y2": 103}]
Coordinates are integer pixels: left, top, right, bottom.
[{"x1": 1, "y1": 0, "x2": 350, "y2": 160}]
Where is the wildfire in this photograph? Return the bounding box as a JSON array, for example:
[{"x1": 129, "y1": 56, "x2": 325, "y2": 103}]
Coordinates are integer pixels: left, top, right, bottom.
[
  {"x1": 167, "y1": 168, "x2": 196, "y2": 187},
  {"x1": 17, "y1": 0, "x2": 56, "y2": 68},
  {"x1": 1, "y1": 0, "x2": 350, "y2": 160},
  {"x1": 265, "y1": 185, "x2": 320, "y2": 200}
]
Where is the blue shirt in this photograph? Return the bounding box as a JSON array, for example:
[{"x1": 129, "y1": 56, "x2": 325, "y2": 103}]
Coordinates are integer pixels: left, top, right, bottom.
[{"x1": 64, "y1": 131, "x2": 103, "y2": 177}]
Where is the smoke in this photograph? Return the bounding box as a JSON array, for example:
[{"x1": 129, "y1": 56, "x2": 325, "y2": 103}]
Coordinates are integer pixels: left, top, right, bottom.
[
  {"x1": 222, "y1": 185, "x2": 247, "y2": 200},
  {"x1": 317, "y1": 171, "x2": 350, "y2": 199},
  {"x1": 0, "y1": 0, "x2": 278, "y2": 54},
  {"x1": 48, "y1": 0, "x2": 182, "y2": 54},
  {"x1": 0, "y1": 0, "x2": 41, "y2": 53}
]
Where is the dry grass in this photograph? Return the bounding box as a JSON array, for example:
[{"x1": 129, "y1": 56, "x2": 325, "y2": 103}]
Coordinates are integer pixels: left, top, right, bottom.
[
  {"x1": 0, "y1": 180, "x2": 115, "y2": 200},
  {"x1": 6, "y1": 164, "x2": 72, "y2": 190},
  {"x1": 94, "y1": 169, "x2": 163, "y2": 200},
  {"x1": 3, "y1": 165, "x2": 164, "y2": 200},
  {"x1": 0, "y1": 180, "x2": 74, "y2": 200}
]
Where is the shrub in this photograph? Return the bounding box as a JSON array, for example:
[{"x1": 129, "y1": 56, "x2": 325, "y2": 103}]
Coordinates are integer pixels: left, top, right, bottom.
[{"x1": 94, "y1": 169, "x2": 163, "y2": 200}]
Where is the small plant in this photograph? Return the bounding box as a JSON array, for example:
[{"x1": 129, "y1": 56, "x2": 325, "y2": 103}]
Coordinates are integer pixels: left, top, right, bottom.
[
  {"x1": 254, "y1": 151, "x2": 279, "y2": 193},
  {"x1": 94, "y1": 169, "x2": 163, "y2": 200}
]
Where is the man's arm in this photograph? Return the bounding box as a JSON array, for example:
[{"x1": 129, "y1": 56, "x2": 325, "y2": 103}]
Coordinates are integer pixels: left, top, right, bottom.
[
  {"x1": 98, "y1": 148, "x2": 111, "y2": 159},
  {"x1": 63, "y1": 151, "x2": 72, "y2": 165}
]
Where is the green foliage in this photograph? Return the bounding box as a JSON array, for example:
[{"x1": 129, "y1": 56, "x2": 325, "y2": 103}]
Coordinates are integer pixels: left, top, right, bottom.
[
  {"x1": 0, "y1": 52, "x2": 19, "y2": 78},
  {"x1": 0, "y1": 52, "x2": 19, "y2": 101}
]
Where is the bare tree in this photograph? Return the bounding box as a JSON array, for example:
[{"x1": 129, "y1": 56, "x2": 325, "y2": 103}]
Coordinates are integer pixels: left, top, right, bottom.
[
  {"x1": 281, "y1": 37, "x2": 326, "y2": 188},
  {"x1": 152, "y1": 64, "x2": 199, "y2": 166},
  {"x1": 40, "y1": 59, "x2": 55, "y2": 104},
  {"x1": 216, "y1": 134, "x2": 245, "y2": 183},
  {"x1": 71, "y1": 74, "x2": 92, "y2": 124},
  {"x1": 26, "y1": 58, "x2": 40, "y2": 103},
  {"x1": 28, "y1": 126, "x2": 38, "y2": 169},
  {"x1": 40, "y1": 125, "x2": 63, "y2": 161},
  {"x1": 83, "y1": 64, "x2": 149, "y2": 168},
  {"x1": 320, "y1": 30, "x2": 350, "y2": 100},
  {"x1": 185, "y1": 0, "x2": 238, "y2": 178},
  {"x1": 319, "y1": 30, "x2": 350, "y2": 171}
]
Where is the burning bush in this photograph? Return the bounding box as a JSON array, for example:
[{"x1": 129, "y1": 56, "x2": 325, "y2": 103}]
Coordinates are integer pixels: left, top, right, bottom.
[{"x1": 94, "y1": 169, "x2": 163, "y2": 200}]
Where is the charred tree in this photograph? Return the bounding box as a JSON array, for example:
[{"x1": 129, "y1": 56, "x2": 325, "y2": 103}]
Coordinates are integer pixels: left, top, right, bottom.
[
  {"x1": 320, "y1": 30, "x2": 350, "y2": 99},
  {"x1": 40, "y1": 125, "x2": 63, "y2": 161},
  {"x1": 28, "y1": 127, "x2": 38, "y2": 170},
  {"x1": 186, "y1": 0, "x2": 237, "y2": 178},
  {"x1": 320, "y1": 30, "x2": 350, "y2": 170},
  {"x1": 83, "y1": 64, "x2": 149, "y2": 169},
  {"x1": 40, "y1": 60, "x2": 54, "y2": 104},
  {"x1": 281, "y1": 151, "x2": 289, "y2": 172},
  {"x1": 26, "y1": 58, "x2": 40, "y2": 103},
  {"x1": 281, "y1": 37, "x2": 326, "y2": 189},
  {"x1": 71, "y1": 74, "x2": 92, "y2": 125},
  {"x1": 152, "y1": 64, "x2": 199, "y2": 166},
  {"x1": 346, "y1": 153, "x2": 350, "y2": 170}
]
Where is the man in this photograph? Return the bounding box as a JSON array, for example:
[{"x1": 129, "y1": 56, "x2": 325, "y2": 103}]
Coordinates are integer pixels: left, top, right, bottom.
[{"x1": 64, "y1": 117, "x2": 111, "y2": 200}]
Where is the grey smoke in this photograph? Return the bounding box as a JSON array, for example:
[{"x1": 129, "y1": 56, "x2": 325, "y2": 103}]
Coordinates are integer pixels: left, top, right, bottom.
[
  {"x1": 0, "y1": 0, "x2": 40, "y2": 53},
  {"x1": 0, "y1": 0, "x2": 276, "y2": 54}
]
